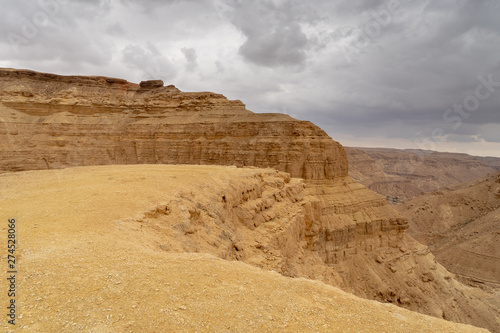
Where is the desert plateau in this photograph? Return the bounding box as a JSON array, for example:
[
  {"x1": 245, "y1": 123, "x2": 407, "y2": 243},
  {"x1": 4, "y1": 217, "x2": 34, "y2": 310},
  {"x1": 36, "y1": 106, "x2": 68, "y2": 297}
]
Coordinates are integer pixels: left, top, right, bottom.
[
  {"x1": 0, "y1": 68, "x2": 499, "y2": 332},
  {"x1": 0, "y1": 164, "x2": 491, "y2": 333}
]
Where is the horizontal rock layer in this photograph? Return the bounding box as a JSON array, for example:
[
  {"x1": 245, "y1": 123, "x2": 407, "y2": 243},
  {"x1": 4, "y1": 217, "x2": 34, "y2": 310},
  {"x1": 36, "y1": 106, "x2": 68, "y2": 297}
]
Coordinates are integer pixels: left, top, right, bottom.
[{"x1": 0, "y1": 68, "x2": 347, "y2": 180}]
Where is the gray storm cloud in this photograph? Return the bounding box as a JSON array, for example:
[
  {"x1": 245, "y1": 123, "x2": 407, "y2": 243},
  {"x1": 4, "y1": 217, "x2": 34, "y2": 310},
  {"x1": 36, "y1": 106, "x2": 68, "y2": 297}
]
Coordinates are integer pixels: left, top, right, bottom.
[
  {"x1": 0, "y1": 0, "x2": 499, "y2": 156},
  {"x1": 224, "y1": 0, "x2": 310, "y2": 68}
]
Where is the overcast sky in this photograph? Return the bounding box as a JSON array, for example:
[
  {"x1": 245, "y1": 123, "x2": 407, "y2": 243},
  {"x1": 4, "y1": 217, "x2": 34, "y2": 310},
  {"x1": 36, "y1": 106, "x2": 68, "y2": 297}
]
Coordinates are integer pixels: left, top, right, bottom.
[{"x1": 1, "y1": 0, "x2": 500, "y2": 157}]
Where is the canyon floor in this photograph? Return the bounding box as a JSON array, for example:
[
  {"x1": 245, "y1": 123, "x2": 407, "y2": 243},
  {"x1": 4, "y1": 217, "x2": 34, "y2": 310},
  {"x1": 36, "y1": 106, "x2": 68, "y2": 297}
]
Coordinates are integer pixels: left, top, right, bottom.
[
  {"x1": 0, "y1": 165, "x2": 491, "y2": 332},
  {"x1": 396, "y1": 171, "x2": 500, "y2": 291}
]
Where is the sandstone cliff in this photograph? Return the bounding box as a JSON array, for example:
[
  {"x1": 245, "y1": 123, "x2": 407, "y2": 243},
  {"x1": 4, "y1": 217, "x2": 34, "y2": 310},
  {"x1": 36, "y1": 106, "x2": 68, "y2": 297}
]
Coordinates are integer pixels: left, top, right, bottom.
[
  {"x1": 0, "y1": 68, "x2": 346, "y2": 179},
  {"x1": 346, "y1": 147, "x2": 499, "y2": 203},
  {"x1": 0, "y1": 68, "x2": 498, "y2": 331}
]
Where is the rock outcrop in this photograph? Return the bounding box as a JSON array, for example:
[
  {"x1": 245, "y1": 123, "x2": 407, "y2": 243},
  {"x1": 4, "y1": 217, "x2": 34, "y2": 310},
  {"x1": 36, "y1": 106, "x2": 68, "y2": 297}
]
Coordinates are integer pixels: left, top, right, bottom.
[
  {"x1": 140, "y1": 79, "x2": 164, "y2": 89},
  {"x1": 0, "y1": 68, "x2": 498, "y2": 331}
]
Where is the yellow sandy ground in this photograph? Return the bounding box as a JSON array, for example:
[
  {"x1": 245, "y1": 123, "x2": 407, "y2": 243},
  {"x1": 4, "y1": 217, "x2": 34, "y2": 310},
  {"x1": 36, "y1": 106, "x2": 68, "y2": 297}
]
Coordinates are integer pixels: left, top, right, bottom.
[{"x1": 0, "y1": 165, "x2": 489, "y2": 332}]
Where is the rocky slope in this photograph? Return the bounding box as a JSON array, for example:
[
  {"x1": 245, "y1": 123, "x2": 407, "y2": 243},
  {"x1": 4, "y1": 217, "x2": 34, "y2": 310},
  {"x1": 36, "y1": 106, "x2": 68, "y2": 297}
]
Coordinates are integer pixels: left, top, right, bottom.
[
  {"x1": 0, "y1": 165, "x2": 490, "y2": 332},
  {"x1": 0, "y1": 68, "x2": 499, "y2": 331},
  {"x1": 396, "y1": 171, "x2": 500, "y2": 291},
  {"x1": 346, "y1": 147, "x2": 500, "y2": 203}
]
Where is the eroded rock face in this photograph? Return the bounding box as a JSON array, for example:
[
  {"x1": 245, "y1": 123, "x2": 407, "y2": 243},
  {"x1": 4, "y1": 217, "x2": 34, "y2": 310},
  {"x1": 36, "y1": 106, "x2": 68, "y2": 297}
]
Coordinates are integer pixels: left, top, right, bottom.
[
  {"x1": 397, "y1": 171, "x2": 500, "y2": 287},
  {"x1": 0, "y1": 68, "x2": 498, "y2": 331},
  {"x1": 0, "y1": 68, "x2": 347, "y2": 180}
]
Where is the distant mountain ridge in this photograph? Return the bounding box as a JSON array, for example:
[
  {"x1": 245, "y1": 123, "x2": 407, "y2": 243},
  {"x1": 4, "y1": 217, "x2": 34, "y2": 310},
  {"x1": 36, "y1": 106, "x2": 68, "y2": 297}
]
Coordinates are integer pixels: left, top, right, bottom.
[{"x1": 346, "y1": 147, "x2": 500, "y2": 203}]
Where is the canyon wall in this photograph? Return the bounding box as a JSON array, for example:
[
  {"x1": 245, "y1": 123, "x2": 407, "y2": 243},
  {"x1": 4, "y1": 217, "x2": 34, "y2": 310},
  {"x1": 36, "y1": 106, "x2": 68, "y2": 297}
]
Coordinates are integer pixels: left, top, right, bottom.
[
  {"x1": 1, "y1": 68, "x2": 498, "y2": 331},
  {"x1": 346, "y1": 147, "x2": 499, "y2": 203},
  {"x1": 397, "y1": 171, "x2": 500, "y2": 288}
]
